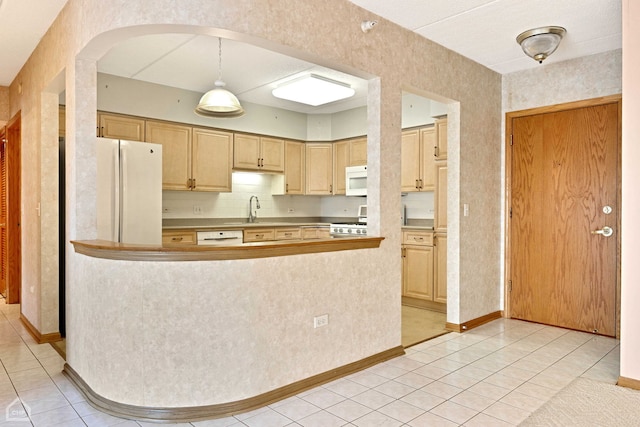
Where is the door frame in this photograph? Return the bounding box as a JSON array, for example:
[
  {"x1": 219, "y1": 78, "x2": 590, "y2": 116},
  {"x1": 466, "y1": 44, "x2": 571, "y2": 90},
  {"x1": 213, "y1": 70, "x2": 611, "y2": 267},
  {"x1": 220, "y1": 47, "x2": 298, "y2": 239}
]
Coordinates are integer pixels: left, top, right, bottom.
[{"x1": 504, "y1": 95, "x2": 622, "y2": 338}]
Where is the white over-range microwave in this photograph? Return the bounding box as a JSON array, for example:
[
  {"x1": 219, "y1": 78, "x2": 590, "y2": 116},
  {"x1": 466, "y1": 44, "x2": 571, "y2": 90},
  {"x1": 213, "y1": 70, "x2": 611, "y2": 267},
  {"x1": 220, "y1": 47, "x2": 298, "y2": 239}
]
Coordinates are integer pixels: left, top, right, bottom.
[{"x1": 346, "y1": 165, "x2": 367, "y2": 196}]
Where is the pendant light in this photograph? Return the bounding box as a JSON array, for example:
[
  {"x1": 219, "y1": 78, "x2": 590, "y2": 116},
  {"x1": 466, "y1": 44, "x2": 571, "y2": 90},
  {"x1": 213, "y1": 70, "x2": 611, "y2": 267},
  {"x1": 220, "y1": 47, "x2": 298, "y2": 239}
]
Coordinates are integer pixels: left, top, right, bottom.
[
  {"x1": 195, "y1": 38, "x2": 245, "y2": 118},
  {"x1": 516, "y1": 26, "x2": 566, "y2": 64}
]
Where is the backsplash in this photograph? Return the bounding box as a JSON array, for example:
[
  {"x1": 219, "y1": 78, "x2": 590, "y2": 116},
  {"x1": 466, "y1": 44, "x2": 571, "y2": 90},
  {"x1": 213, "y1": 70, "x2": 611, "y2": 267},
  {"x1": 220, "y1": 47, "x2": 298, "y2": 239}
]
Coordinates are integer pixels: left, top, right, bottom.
[{"x1": 162, "y1": 172, "x2": 366, "y2": 219}]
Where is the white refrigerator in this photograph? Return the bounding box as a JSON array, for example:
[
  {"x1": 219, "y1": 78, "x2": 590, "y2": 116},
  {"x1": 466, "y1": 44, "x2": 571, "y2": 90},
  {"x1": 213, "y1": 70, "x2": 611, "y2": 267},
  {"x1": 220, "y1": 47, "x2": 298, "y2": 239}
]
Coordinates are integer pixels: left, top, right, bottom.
[{"x1": 97, "y1": 138, "x2": 162, "y2": 245}]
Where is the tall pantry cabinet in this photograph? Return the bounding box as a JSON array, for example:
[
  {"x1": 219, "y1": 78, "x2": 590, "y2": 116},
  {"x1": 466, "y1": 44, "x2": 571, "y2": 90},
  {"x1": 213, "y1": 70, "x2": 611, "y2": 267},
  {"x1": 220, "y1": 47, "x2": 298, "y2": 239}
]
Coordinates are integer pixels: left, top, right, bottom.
[{"x1": 401, "y1": 117, "x2": 448, "y2": 310}]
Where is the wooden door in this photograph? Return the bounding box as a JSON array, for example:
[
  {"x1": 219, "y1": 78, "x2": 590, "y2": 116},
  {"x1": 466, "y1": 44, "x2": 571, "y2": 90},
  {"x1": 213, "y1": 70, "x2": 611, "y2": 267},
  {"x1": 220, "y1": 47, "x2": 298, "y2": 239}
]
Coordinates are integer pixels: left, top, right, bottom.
[
  {"x1": 6, "y1": 113, "x2": 20, "y2": 304},
  {"x1": 192, "y1": 128, "x2": 232, "y2": 192},
  {"x1": 146, "y1": 120, "x2": 191, "y2": 191},
  {"x1": 510, "y1": 102, "x2": 619, "y2": 336}
]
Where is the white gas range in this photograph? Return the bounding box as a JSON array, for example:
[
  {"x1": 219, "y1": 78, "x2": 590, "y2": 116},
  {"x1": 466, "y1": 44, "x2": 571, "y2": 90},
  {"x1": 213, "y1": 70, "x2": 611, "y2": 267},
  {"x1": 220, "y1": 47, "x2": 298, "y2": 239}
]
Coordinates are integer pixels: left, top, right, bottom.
[
  {"x1": 330, "y1": 205, "x2": 367, "y2": 237},
  {"x1": 329, "y1": 223, "x2": 368, "y2": 237}
]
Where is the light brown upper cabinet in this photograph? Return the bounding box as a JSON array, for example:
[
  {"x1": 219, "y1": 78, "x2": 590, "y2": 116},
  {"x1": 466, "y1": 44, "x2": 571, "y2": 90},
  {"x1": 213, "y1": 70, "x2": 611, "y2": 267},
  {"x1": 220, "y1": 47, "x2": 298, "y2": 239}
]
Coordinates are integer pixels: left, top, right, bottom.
[
  {"x1": 145, "y1": 120, "x2": 192, "y2": 191},
  {"x1": 401, "y1": 127, "x2": 436, "y2": 192},
  {"x1": 305, "y1": 143, "x2": 333, "y2": 195},
  {"x1": 349, "y1": 137, "x2": 367, "y2": 166},
  {"x1": 98, "y1": 112, "x2": 145, "y2": 141},
  {"x1": 434, "y1": 162, "x2": 447, "y2": 232},
  {"x1": 273, "y1": 140, "x2": 305, "y2": 195},
  {"x1": 234, "y1": 133, "x2": 284, "y2": 172},
  {"x1": 333, "y1": 140, "x2": 349, "y2": 195},
  {"x1": 191, "y1": 127, "x2": 233, "y2": 192},
  {"x1": 435, "y1": 117, "x2": 447, "y2": 160}
]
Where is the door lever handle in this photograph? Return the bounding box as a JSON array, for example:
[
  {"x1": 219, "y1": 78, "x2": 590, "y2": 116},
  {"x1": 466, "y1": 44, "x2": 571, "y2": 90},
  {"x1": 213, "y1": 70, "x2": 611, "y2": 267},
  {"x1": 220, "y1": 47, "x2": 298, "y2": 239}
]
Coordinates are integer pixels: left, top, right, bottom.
[{"x1": 591, "y1": 226, "x2": 613, "y2": 237}]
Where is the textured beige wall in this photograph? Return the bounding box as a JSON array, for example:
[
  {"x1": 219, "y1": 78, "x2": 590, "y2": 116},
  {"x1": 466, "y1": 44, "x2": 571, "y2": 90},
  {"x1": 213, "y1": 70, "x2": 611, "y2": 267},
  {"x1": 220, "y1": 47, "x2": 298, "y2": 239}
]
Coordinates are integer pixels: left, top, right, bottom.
[
  {"x1": 13, "y1": 0, "x2": 503, "y2": 404},
  {"x1": 0, "y1": 86, "x2": 8, "y2": 124}
]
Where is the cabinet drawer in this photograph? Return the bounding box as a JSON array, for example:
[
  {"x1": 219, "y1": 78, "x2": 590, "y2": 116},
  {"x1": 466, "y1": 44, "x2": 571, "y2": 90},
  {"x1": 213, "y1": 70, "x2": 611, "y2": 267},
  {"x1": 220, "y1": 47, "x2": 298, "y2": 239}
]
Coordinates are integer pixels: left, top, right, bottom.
[
  {"x1": 243, "y1": 228, "x2": 276, "y2": 242},
  {"x1": 402, "y1": 230, "x2": 433, "y2": 246},
  {"x1": 275, "y1": 228, "x2": 302, "y2": 241},
  {"x1": 162, "y1": 230, "x2": 196, "y2": 245}
]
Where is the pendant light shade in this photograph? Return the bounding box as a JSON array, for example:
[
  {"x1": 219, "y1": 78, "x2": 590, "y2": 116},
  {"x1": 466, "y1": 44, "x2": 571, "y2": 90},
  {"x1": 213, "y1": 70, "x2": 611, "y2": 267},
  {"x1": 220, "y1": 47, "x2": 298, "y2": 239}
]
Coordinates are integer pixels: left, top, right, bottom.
[
  {"x1": 516, "y1": 26, "x2": 566, "y2": 64},
  {"x1": 195, "y1": 38, "x2": 244, "y2": 118}
]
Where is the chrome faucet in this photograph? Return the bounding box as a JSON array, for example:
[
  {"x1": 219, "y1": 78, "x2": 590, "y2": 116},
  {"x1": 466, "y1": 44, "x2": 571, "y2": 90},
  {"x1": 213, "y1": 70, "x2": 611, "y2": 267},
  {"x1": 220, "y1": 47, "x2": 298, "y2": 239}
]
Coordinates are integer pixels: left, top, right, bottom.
[{"x1": 248, "y1": 195, "x2": 260, "y2": 223}]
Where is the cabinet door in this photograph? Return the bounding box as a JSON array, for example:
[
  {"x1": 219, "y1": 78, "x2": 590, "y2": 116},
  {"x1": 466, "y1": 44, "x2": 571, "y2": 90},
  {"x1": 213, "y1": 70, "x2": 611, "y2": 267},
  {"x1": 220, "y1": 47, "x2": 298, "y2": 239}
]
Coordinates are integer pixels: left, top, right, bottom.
[
  {"x1": 243, "y1": 228, "x2": 275, "y2": 242},
  {"x1": 162, "y1": 230, "x2": 196, "y2": 245},
  {"x1": 333, "y1": 140, "x2": 349, "y2": 195},
  {"x1": 192, "y1": 128, "x2": 233, "y2": 192},
  {"x1": 435, "y1": 118, "x2": 447, "y2": 160},
  {"x1": 99, "y1": 113, "x2": 145, "y2": 141},
  {"x1": 275, "y1": 228, "x2": 302, "y2": 240},
  {"x1": 434, "y1": 162, "x2": 447, "y2": 231},
  {"x1": 402, "y1": 245, "x2": 434, "y2": 300},
  {"x1": 434, "y1": 233, "x2": 447, "y2": 304},
  {"x1": 401, "y1": 130, "x2": 421, "y2": 192},
  {"x1": 420, "y1": 127, "x2": 437, "y2": 191},
  {"x1": 234, "y1": 133, "x2": 261, "y2": 170},
  {"x1": 305, "y1": 143, "x2": 333, "y2": 195},
  {"x1": 349, "y1": 137, "x2": 367, "y2": 166},
  {"x1": 146, "y1": 120, "x2": 192, "y2": 191},
  {"x1": 284, "y1": 140, "x2": 305, "y2": 194},
  {"x1": 260, "y1": 137, "x2": 285, "y2": 172}
]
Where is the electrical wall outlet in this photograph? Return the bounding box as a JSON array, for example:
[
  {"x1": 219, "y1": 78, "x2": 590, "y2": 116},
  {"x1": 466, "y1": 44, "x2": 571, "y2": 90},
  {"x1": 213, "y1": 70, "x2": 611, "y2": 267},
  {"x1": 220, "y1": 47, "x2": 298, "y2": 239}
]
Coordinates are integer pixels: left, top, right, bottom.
[
  {"x1": 313, "y1": 314, "x2": 329, "y2": 328},
  {"x1": 193, "y1": 205, "x2": 203, "y2": 215}
]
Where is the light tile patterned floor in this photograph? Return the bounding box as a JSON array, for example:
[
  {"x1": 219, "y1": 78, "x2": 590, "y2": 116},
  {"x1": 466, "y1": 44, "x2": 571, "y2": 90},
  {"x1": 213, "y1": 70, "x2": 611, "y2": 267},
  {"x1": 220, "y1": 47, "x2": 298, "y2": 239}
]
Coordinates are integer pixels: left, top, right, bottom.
[{"x1": 0, "y1": 296, "x2": 620, "y2": 426}]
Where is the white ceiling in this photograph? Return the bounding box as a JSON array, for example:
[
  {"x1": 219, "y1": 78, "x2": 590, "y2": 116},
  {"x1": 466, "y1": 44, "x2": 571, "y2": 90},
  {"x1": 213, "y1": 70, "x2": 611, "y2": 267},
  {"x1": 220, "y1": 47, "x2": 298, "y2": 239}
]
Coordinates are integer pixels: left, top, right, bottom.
[
  {"x1": 350, "y1": 0, "x2": 621, "y2": 75},
  {"x1": 0, "y1": 0, "x2": 622, "y2": 114}
]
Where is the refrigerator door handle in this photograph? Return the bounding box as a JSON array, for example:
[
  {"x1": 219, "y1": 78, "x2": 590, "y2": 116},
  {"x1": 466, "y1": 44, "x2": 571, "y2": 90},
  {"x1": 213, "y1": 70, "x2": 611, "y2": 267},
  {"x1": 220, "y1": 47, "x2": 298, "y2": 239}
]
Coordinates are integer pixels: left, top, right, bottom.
[
  {"x1": 117, "y1": 142, "x2": 125, "y2": 242},
  {"x1": 112, "y1": 141, "x2": 121, "y2": 242}
]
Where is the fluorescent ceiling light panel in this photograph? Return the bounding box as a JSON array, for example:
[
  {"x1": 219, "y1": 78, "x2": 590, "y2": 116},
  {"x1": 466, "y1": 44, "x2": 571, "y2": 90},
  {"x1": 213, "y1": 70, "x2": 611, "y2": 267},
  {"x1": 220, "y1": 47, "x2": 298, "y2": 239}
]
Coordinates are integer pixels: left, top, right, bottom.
[{"x1": 272, "y1": 74, "x2": 355, "y2": 106}]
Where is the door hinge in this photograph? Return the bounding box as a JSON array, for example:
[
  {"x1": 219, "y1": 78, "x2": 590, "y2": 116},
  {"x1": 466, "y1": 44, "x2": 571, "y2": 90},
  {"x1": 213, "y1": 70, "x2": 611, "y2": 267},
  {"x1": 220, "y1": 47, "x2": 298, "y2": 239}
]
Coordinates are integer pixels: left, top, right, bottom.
[
  {"x1": 509, "y1": 207, "x2": 512, "y2": 218},
  {"x1": 508, "y1": 280, "x2": 512, "y2": 292},
  {"x1": 510, "y1": 134, "x2": 513, "y2": 146}
]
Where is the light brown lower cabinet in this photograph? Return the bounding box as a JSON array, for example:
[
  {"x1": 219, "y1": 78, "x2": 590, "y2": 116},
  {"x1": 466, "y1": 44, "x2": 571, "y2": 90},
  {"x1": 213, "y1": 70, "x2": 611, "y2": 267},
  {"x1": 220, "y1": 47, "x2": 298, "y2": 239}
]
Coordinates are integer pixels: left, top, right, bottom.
[
  {"x1": 434, "y1": 233, "x2": 447, "y2": 304},
  {"x1": 301, "y1": 227, "x2": 331, "y2": 240},
  {"x1": 401, "y1": 230, "x2": 446, "y2": 306},
  {"x1": 162, "y1": 230, "x2": 196, "y2": 245},
  {"x1": 244, "y1": 227, "x2": 303, "y2": 243}
]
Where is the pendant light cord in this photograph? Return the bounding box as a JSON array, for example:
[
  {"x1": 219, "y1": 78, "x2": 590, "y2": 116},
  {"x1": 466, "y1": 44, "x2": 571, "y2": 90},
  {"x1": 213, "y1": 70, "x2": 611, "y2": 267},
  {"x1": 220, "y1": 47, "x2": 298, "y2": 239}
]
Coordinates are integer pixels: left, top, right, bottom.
[{"x1": 218, "y1": 37, "x2": 223, "y2": 81}]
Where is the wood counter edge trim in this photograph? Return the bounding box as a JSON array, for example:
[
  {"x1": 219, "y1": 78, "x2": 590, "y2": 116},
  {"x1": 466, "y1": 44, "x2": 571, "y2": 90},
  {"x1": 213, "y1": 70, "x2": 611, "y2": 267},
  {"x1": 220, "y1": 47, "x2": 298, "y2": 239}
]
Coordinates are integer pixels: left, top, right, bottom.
[
  {"x1": 20, "y1": 314, "x2": 62, "y2": 344},
  {"x1": 446, "y1": 311, "x2": 502, "y2": 333},
  {"x1": 617, "y1": 376, "x2": 640, "y2": 390},
  {"x1": 62, "y1": 346, "x2": 405, "y2": 423},
  {"x1": 70, "y1": 237, "x2": 384, "y2": 261}
]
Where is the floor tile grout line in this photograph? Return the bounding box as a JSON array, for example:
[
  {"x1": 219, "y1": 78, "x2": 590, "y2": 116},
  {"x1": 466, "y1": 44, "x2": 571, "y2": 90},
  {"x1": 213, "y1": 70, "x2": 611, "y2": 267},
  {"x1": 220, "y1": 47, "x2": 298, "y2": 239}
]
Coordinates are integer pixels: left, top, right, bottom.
[{"x1": 1, "y1": 298, "x2": 90, "y2": 427}]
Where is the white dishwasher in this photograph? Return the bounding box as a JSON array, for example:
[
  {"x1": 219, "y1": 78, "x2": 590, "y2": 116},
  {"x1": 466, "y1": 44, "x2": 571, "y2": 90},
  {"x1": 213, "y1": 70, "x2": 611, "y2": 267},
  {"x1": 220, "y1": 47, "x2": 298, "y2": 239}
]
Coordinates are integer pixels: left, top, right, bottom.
[{"x1": 196, "y1": 230, "x2": 243, "y2": 246}]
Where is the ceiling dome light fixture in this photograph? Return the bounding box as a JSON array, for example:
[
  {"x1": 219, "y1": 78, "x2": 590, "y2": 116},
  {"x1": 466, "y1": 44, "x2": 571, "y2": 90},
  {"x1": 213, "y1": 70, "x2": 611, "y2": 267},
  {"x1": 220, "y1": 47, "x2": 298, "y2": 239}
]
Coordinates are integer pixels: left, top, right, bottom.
[
  {"x1": 516, "y1": 26, "x2": 566, "y2": 64},
  {"x1": 195, "y1": 38, "x2": 244, "y2": 118}
]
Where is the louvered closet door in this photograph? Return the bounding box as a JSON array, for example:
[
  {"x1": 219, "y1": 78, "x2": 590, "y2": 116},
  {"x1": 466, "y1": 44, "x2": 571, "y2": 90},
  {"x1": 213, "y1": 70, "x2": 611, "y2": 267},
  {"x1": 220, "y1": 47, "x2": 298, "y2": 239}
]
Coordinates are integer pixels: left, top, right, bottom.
[{"x1": 0, "y1": 134, "x2": 6, "y2": 298}]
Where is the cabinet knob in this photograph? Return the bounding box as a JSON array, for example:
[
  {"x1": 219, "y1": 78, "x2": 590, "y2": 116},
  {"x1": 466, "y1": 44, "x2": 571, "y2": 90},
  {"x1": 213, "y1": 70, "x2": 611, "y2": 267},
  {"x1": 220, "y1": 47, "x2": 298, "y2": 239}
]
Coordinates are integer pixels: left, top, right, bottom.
[
  {"x1": 171, "y1": 237, "x2": 183, "y2": 242},
  {"x1": 192, "y1": 178, "x2": 196, "y2": 189}
]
